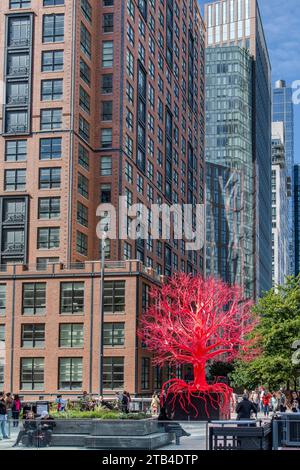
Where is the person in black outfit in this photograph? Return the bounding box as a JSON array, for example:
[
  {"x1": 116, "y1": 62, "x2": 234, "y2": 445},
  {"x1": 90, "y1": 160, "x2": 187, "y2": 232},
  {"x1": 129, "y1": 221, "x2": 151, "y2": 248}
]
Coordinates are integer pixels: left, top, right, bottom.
[
  {"x1": 158, "y1": 405, "x2": 191, "y2": 438},
  {"x1": 39, "y1": 412, "x2": 56, "y2": 446},
  {"x1": 236, "y1": 394, "x2": 258, "y2": 420},
  {"x1": 12, "y1": 411, "x2": 37, "y2": 447}
]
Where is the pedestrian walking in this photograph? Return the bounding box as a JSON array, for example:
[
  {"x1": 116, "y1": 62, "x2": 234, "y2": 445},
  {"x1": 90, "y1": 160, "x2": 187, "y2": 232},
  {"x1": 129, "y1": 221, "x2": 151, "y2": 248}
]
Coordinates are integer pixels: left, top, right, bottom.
[
  {"x1": 151, "y1": 393, "x2": 160, "y2": 415},
  {"x1": 12, "y1": 394, "x2": 21, "y2": 427},
  {"x1": 231, "y1": 392, "x2": 238, "y2": 413},
  {"x1": 262, "y1": 389, "x2": 272, "y2": 417},
  {"x1": 121, "y1": 391, "x2": 130, "y2": 414},
  {"x1": 0, "y1": 393, "x2": 9, "y2": 439},
  {"x1": 277, "y1": 390, "x2": 287, "y2": 412},
  {"x1": 236, "y1": 393, "x2": 258, "y2": 420},
  {"x1": 5, "y1": 392, "x2": 13, "y2": 421},
  {"x1": 271, "y1": 392, "x2": 278, "y2": 413},
  {"x1": 55, "y1": 394, "x2": 66, "y2": 412}
]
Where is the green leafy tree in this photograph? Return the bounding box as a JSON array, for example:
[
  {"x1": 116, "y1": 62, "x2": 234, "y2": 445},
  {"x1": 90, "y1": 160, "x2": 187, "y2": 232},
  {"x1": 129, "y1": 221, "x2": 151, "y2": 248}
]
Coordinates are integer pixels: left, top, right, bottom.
[{"x1": 231, "y1": 276, "x2": 300, "y2": 390}]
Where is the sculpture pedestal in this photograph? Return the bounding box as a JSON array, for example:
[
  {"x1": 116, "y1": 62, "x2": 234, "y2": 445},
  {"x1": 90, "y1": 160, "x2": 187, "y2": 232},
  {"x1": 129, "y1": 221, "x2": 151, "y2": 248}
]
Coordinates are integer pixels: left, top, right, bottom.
[{"x1": 165, "y1": 392, "x2": 230, "y2": 421}]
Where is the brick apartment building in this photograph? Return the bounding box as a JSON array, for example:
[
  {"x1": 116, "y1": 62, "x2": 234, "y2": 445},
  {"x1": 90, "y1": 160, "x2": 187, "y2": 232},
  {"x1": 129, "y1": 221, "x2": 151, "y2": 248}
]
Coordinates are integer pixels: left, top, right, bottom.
[{"x1": 0, "y1": 0, "x2": 205, "y2": 399}]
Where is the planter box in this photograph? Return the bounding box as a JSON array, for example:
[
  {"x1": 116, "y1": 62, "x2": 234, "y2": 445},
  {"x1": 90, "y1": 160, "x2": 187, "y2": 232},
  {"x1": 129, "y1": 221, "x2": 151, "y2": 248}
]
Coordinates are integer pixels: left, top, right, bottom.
[
  {"x1": 91, "y1": 419, "x2": 160, "y2": 436},
  {"x1": 54, "y1": 420, "x2": 95, "y2": 435},
  {"x1": 49, "y1": 418, "x2": 174, "y2": 449},
  {"x1": 165, "y1": 393, "x2": 229, "y2": 421}
]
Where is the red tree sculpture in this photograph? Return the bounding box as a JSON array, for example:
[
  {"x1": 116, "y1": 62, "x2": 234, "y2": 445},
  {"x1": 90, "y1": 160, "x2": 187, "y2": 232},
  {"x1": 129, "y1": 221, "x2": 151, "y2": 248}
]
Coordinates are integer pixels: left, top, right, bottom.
[{"x1": 139, "y1": 274, "x2": 257, "y2": 417}]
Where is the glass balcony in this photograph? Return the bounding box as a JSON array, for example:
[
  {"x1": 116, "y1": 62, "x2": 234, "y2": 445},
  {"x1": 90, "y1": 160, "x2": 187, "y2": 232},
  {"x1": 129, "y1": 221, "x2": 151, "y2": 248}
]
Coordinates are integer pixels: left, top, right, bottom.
[
  {"x1": 7, "y1": 66, "x2": 29, "y2": 76},
  {"x1": 3, "y1": 242, "x2": 25, "y2": 253},
  {"x1": 7, "y1": 95, "x2": 28, "y2": 105},
  {"x1": 3, "y1": 212, "x2": 25, "y2": 224},
  {"x1": 5, "y1": 124, "x2": 28, "y2": 134},
  {"x1": 8, "y1": 37, "x2": 30, "y2": 47}
]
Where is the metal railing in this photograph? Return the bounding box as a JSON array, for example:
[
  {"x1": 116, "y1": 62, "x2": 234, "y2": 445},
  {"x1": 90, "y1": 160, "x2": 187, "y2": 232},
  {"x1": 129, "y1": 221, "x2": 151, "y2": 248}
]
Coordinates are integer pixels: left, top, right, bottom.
[{"x1": 272, "y1": 413, "x2": 300, "y2": 449}]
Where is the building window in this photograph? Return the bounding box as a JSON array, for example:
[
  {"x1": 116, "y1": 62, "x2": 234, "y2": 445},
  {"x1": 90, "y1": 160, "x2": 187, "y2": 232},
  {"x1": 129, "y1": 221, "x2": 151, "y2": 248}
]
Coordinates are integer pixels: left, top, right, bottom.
[
  {"x1": 43, "y1": 14, "x2": 64, "y2": 43},
  {"x1": 38, "y1": 197, "x2": 60, "y2": 219},
  {"x1": 5, "y1": 110, "x2": 28, "y2": 134},
  {"x1": 126, "y1": 49, "x2": 134, "y2": 77},
  {"x1": 79, "y1": 86, "x2": 90, "y2": 114},
  {"x1": 103, "y1": 13, "x2": 114, "y2": 33},
  {"x1": 102, "y1": 41, "x2": 114, "y2": 67},
  {"x1": 101, "y1": 74, "x2": 113, "y2": 94},
  {"x1": 80, "y1": 58, "x2": 90, "y2": 85},
  {"x1": 77, "y1": 202, "x2": 88, "y2": 227},
  {"x1": 10, "y1": 0, "x2": 31, "y2": 7},
  {"x1": 81, "y1": 0, "x2": 92, "y2": 22},
  {"x1": 37, "y1": 227, "x2": 60, "y2": 249},
  {"x1": 78, "y1": 144, "x2": 89, "y2": 171},
  {"x1": 103, "y1": 322, "x2": 125, "y2": 347},
  {"x1": 103, "y1": 0, "x2": 114, "y2": 5},
  {"x1": 40, "y1": 137, "x2": 62, "y2": 160},
  {"x1": 58, "y1": 357, "x2": 82, "y2": 390},
  {"x1": 100, "y1": 156, "x2": 112, "y2": 176},
  {"x1": 20, "y1": 358, "x2": 44, "y2": 390},
  {"x1": 78, "y1": 173, "x2": 89, "y2": 199},
  {"x1": 76, "y1": 231, "x2": 88, "y2": 256},
  {"x1": 43, "y1": 0, "x2": 64, "y2": 5},
  {"x1": 6, "y1": 81, "x2": 28, "y2": 105},
  {"x1": 4, "y1": 169, "x2": 26, "y2": 191},
  {"x1": 3, "y1": 199, "x2": 25, "y2": 224},
  {"x1": 141, "y1": 357, "x2": 150, "y2": 390},
  {"x1": 79, "y1": 116, "x2": 90, "y2": 142},
  {"x1": 40, "y1": 108, "x2": 62, "y2": 130},
  {"x1": 39, "y1": 167, "x2": 61, "y2": 189},
  {"x1": 100, "y1": 184, "x2": 111, "y2": 203},
  {"x1": 41, "y1": 79, "x2": 63, "y2": 101},
  {"x1": 102, "y1": 101, "x2": 113, "y2": 121},
  {"x1": 123, "y1": 242, "x2": 131, "y2": 260},
  {"x1": 36, "y1": 257, "x2": 59, "y2": 271},
  {"x1": 154, "y1": 365, "x2": 162, "y2": 390},
  {"x1": 80, "y1": 23, "x2": 91, "y2": 58},
  {"x1": 7, "y1": 52, "x2": 29, "y2": 77},
  {"x1": 100, "y1": 128, "x2": 112, "y2": 148},
  {"x1": 103, "y1": 357, "x2": 124, "y2": 389},
  {"x1": 0, "y1": 286, "x2": 6, "y2": 316},
  {"x1": 42, "y1": 50, "x2": 64, "y2": 72},
  {"x1": 60, "y1": 282, "x2": 84, "y2": 315},
  {"x1": 21, "y1": 324, "x2": 45, "y2": 348},
  {"x1": 59, "y1": 323, "x2": 84, "y2": 348},
  {"x1": 22, "y1": 283, "x2": 46, "y2": 315},
  {"x1": 8, "y1": 16, "x2": 31, "y2": 47},
  {"x1": 103, "y1": 281, "x2": 125, "y2": 313},
  {"x1": 2, "y1": 228, "x2": 24, "y2": 253}
]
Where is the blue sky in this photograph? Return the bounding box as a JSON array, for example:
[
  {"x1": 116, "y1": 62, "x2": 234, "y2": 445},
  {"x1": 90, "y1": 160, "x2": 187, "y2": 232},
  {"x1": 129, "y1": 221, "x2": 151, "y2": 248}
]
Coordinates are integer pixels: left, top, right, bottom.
[{"x1": 198, "y1": 0, "x2": 300, "y2": 162}]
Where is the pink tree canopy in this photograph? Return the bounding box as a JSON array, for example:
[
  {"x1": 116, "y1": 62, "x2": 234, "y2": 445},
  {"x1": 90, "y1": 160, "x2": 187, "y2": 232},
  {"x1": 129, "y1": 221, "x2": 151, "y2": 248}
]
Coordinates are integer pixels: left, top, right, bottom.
[{"x1": 139, "y1": 274, "x2": 257, "y2": 416}]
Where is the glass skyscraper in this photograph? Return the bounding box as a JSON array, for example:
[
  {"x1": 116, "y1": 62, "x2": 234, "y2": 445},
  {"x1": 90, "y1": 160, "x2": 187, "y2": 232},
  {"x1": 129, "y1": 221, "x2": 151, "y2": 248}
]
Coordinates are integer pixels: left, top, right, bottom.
[
  {"x1": 294, "y1": 165, "x2": 300, "y2": 276},
  {"x1": 273, "y1": 80, "x2": 295, "y2": 275},
  {"x1": 205, "y1": 0, "x2": 272, "y2": 299},
  {"x1": 205, "y1": 47, "x2": 254, "y2": 298}
]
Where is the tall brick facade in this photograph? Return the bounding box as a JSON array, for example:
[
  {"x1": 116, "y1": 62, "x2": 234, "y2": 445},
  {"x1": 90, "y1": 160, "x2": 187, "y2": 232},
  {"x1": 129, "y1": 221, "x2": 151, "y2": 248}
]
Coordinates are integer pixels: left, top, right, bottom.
[{"x1": 0, "y1": 0, "x2": 205, "y2": 399}]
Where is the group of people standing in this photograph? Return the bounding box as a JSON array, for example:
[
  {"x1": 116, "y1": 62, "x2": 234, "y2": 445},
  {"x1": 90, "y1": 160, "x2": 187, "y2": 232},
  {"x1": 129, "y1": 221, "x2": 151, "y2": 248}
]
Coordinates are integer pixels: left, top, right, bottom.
[
  {"x1": 0, "y1": 392, "x2": 21, "y2": 439},
  {"x1": 234, "y1": 387, "x2": 300, "y2": 419}
]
